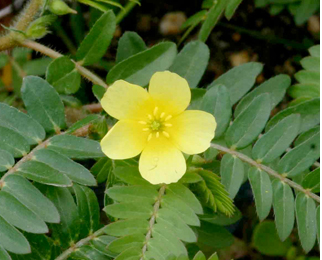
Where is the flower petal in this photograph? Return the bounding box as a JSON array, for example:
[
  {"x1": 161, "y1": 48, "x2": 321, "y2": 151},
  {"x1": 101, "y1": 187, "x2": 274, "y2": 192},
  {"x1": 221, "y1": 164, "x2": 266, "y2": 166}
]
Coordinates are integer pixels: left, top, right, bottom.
[
  {"x1": 168, "y1": 110, "x2": 216, "y2": 154},
  {"x1": 139, "y1": 136, "x2": 186, "y2": 184},
  {"x1": 101, "y1": 80, "x2": 153, "y2": 120},
  {"x1": 100, "y1": 120, "x2": 148, "y2": 159},
  {"x1": 148, "y1": 71, "x2": 191, "y2": 116}
]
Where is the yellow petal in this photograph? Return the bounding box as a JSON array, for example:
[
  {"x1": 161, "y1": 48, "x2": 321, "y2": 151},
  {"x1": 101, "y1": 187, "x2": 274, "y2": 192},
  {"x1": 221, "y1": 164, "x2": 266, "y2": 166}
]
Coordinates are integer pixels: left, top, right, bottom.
[
  {"x1": 101, "y1": 80, "x2": 153, "y2": 120},
  {"x1": 100, "y1": 120, "x2": 148, "y2": 159},
  {"x1": 148, "y1": 71, "x2": 191, "y2": 116},
  {"x1": 168, "y1": 110, "x2": 216, "y2": 154},
  {"x1": 139, "y1": 136, "x2": 186, "y2": 184}
]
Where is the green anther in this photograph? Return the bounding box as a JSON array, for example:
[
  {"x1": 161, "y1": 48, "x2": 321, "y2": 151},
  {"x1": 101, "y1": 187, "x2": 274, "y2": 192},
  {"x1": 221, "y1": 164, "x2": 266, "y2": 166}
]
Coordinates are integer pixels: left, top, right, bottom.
[{"x1": 150, "y1": 121, "x2": 161, "y2": 131}]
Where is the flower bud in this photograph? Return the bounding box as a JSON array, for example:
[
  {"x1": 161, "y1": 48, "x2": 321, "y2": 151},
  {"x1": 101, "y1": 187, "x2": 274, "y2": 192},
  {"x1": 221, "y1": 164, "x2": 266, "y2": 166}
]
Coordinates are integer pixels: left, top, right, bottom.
[{"x1": 49, "y1": 0, "x2": 77, "y2": 16}]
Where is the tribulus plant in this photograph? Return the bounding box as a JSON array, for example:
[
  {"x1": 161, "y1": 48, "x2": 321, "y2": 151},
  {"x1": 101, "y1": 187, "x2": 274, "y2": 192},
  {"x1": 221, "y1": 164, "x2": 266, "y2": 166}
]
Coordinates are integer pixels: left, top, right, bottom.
[{"x1": 0, "y1": 0, "x2": 319, "y2": 259}]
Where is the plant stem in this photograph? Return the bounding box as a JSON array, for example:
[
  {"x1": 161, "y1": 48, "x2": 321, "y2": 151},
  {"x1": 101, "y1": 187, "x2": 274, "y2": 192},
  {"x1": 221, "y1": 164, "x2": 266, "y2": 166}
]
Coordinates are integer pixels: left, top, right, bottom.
[
  {"x1": 54, "y1": 226, "x2": 107, "y2": 260},
  {"x1": 211, "y1": 143, "x2": 320, "y2": 203},
  {"x1": 116, "y1": 0, "x2": 138, "y2": 24},
  {"x1": 20, "y1": 40, "x2": 109, "y2": 88},
  {"x1": 140, "y1": 184, "x2": 166, "y2": 258}
]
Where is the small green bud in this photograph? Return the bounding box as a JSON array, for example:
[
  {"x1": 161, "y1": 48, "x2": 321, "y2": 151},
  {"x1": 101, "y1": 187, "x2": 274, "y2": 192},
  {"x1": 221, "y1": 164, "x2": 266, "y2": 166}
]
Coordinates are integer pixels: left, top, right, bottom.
[{"x1": 49, "y1": 0, "x2": 77, "y2": 15}]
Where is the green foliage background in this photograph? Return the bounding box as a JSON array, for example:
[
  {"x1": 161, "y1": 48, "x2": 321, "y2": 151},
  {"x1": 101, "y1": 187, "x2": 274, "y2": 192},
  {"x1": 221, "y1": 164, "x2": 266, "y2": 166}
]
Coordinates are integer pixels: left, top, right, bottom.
[{"x1": 0, "y1": 0, "x2": 320, "y2": 259}]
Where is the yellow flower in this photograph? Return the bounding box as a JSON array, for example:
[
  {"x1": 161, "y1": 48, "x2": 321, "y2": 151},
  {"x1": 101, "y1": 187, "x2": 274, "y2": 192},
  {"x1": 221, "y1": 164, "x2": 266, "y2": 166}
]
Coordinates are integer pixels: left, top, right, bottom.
[{"x1": 100, "y1": 71, "x2": 217, "y2": 184}]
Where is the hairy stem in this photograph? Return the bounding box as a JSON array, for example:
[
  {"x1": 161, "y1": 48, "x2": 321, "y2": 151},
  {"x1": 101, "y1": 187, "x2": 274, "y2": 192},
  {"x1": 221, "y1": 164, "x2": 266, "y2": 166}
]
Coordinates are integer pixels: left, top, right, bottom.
[
  {"x1": 21, "y1": 40, "x2": 109, "y2": 88},
  {"x1": 54, "y1": 226, "x2": 107, "y2": 260},
  {"x1": 211, "y1": 143, "x2": 320, "y2": 203},
  {"x1": 141, "y1": 184, "x2": 166, "y2": 258},
  {"x1": 0, "y1": 0, "x2": 43, "y2": 50}
]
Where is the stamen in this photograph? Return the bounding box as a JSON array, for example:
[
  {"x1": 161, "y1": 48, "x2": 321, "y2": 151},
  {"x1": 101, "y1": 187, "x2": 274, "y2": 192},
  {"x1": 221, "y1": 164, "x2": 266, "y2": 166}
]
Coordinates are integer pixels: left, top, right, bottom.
[
  {"x1": 138, "y1": 121, "x2": 147, "y2": 125},
  {"x1": 162, "y1": 131, "x2": 170, "y2": 138},
  {"x1": 153, "y1": 107, "x2": 159, "y2": 116},
  {"x1": 165, "y1": 115, "x2": 172, "y2": 121},
  {"x1": 164, "y1": 123, "x2": 172, "y2": 127},
  {"x1": 142, "y1": 128, "x2": 150, "y2": 131},
  {"x1": 160, "y1": 112, "x2": 165, "y2": 118},
  {"x1": 156, "y1": 132, "x2": 160, "y2": 138},
  {"x1": 147, "y1": 133, "x2": 153, "y2": 141},
  {"x1": 147, "y1": 114, "x2": 153, "y2": 120}
]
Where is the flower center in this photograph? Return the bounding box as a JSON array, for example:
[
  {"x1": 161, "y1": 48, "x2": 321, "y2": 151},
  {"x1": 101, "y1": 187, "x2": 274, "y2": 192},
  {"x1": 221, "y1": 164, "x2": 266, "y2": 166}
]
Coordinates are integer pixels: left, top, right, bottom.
[{"x1": 138, "y1": 106, "x2": 173, "y2": 141}]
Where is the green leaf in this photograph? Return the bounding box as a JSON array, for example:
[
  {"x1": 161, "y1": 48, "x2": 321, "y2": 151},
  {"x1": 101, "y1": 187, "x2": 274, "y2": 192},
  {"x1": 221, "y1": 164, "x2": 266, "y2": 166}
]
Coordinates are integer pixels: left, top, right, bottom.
[
  {"x1": 106, "y1": 185, "x2": 158, "y2": 204},
  {"x1": 46, "y1": 186, "x2": 80, "y2": 248},
  {"x1": 252, "y1": 221, "x2": 292, "y2": 256},
  {"x1": 16, "y1": 160, "x2": 72, "y2": 187},
  {"x1": 104, "y1": 218, "x2": 149, "y2": 237},
  {"x1": 192, "y1": 170, "x2": 235, "y2": 216},
  {"x1": 90, "y1": 157, "x2": 112, "y2": 183},
  {"x1": 225, "y1": 0, "x2": 242, "y2": 19},
  {"x1": 288, "y1": 83, "x2": 320, "y2": 99},
  {"x1": 0, "y1": 246, "x2": 11, "y2": 260},
  {"x1": 0, "y1": 103, "x2": 45, "y2": 145},
  {"x1": 0, "y1": 215, "x2": 30, "y2": 254},
  {"x1": 252, "y1": 114, "x2": 301, "y2": 163},
  {"x1": 294, "y1": 0, "x2": 319, "y2": 25},
  {"x1": 198, "y1": 0, "x2": 227, "y2": 42},
  {"x1": 47, "y1": 135, "x2": 104, "y2": 159},
  {"x1": 197, "y1": 221, "x2": 234, "y2": 250},
  {"x1": 46, "y1": 56, "x2": 81, "y2": 94},
  {"x1": 208, "y1": 62, "x2": 263, "y2": 105},
  {"x1": 169, "y1": 41, "x2": 209, "y2": 88},
  {"x1": 277, "y1": 130, "x2": 319, "y2": 177},
  {"x1": 156, "y1": 208, "x2": 197, "y2": 243},
  {"x1": 225, "y1": 94, "x2": 271, "y2": 149},
  {"x1": 208, "y1": 253, "x2": 219, "y2": 260},
  {"x1": 33, "y1": 149, "x2": 96, "y2": 186},
  {"x1": 248, "y1": 167, "x2": 273, "y2": 221},
  {"x1": 21, "y1": 76, "x2": 66, "y2": 133},
  {"x1": 200, "y1": 208, "x2": 242, "y2": 226},
  {"x1": 220, "y1": 153, "x2": 244, "y2": 199},
  {"x1": 113, "y1": 166, "x2": 152, "y2": 186},
  {"x1": 161, "y1": 192, "x2": 200, "y2": 226},
  {"x1": 92, "y1": 84, "x2": 106, "y2": 101},
  {"x1": 271, "y1": 180, "x2": 295, "y2": 241},
  {"x1": 104, "y1": 202, "x2": 152, "y2": 219},
  {"x1": 200, "y1": 85, "x2": 231, "y2": 138},
  {"x1": 0, "y1": 149, "x2": 14, "y2": 172},
  {"x1": 0, "y1": 54, "x2": 8, "y2": 69},
  {"x1": 316, "y1": 205, "x2": 320, "y2": 245},
  {"x1": 116, "y1": 32, "x2": 147, "y2": 63},
  {"x1": 18, "y1": 233, "x2": 54, "y2": 260},
  {"x1": 267, "y1": 98, "x2": 320, "y2": 133},
  {"x1": 309, "y1": 45, "x2": 320, "y2": 57},
  {"x1": 22, "y1": 57, "x2": 52, "y2": 76},
  {"x1": 295, "y1": 193, "x2": 317, "y2": 252},
  {"x1": 294, "y1": 125, "x2": 319, "y2": 146},
  {"x1": 0, "y1": 191, "x2": 48, "y2": 233},
  {"x1": 76, "y1": 10, "x2": 116, "y2": 65},
  {"x1": 269, "y1": 4, "x2": 284, "y2": 15},
  {"x1": 2, "y1": 174, "x2": 60, "y2": 223},
  {"x1": 108, "y1": 234, "x2": 145, "y2": 254},
  {"x1": 106, "y1": 42, "x2": 177, "y2": 86},
  {"x1": 73, "y1": 184, "x2": 100, "y2": 238},
  {"x1": 302, "y1": 168, "x2": 319, "y2": 193},
  {"x1": 300, "y1": 56, "x2": 320, "y2": 72},
  {"x1": 166, "y1": 183, "x2": 203, "y2": 214},
  {"x1": 235, "y1": 74, "x2": 291, "y2": 117},
  {"x1": 294, "y1": 70, "x2": 320, "y2": 85},
  {"x1": 181, "y1": 10, "x2": 207, "y2": 30},
  {"x1": 192, "y1": 251, "x2": 206, "y2": 260},
  {"x1": 0, "y1": 126, "x2": 30, "y2": 158},
  {"x1": 66, "y1": 114, "x2": 101, "y2": 134}
]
